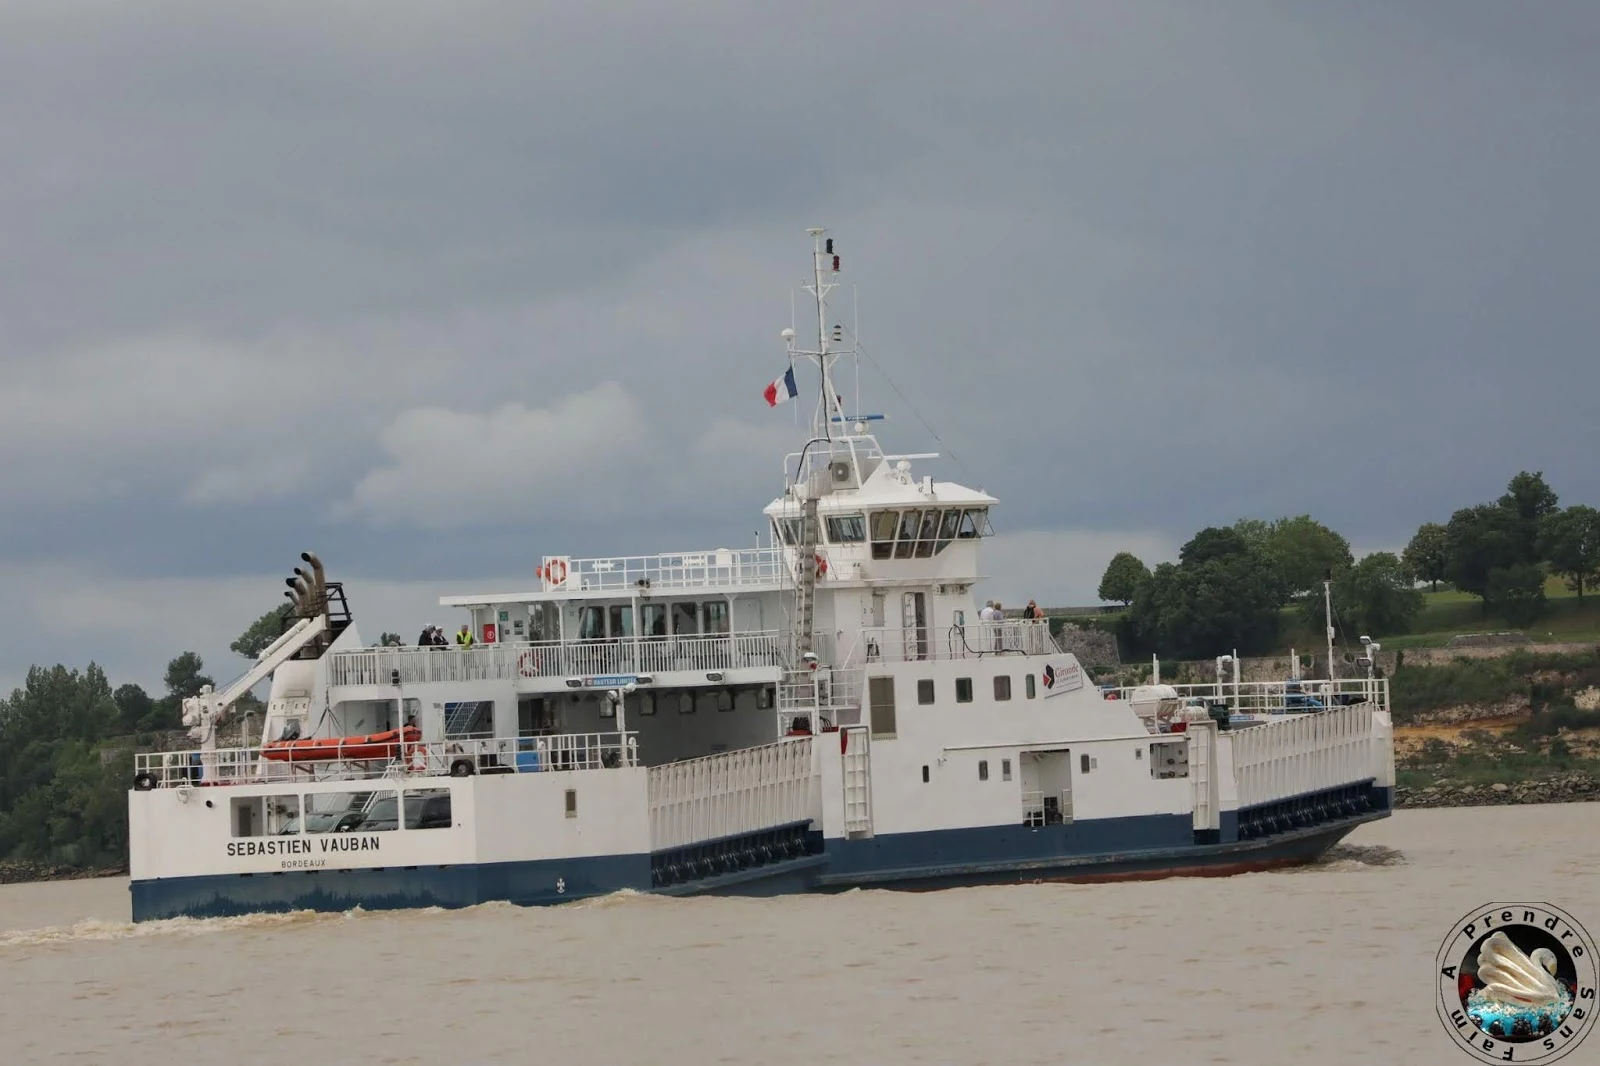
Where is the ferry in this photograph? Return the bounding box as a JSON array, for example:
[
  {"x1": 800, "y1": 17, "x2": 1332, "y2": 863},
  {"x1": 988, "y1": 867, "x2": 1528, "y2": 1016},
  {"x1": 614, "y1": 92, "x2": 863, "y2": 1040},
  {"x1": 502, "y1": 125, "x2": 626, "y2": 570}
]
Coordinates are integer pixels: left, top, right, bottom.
[{"x1": 127, "y1": 230, "x2": 1395, "y2": 921}]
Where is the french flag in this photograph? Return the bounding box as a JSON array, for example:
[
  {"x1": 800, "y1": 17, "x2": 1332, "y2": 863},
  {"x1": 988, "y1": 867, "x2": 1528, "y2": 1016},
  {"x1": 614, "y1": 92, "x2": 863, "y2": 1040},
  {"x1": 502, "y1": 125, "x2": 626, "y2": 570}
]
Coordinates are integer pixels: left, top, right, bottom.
[{"x1": 763, "y1": 366, "x2": 798, "y2": 407}]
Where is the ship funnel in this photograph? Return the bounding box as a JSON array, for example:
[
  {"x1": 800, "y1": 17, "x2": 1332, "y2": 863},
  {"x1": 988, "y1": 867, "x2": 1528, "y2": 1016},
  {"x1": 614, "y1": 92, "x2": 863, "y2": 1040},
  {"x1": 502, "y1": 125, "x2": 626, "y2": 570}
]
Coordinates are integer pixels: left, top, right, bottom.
[{"x1": 301, "y1": 552, "x2": 328, "y2": 613}]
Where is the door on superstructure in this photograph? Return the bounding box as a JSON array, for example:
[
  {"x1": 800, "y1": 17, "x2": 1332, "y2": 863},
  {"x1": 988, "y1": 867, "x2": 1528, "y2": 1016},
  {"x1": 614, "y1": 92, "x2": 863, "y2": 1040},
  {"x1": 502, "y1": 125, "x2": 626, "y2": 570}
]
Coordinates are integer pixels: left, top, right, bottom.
[{"x1": 901, "y1": 591, "x2": 928, "y2": 661}]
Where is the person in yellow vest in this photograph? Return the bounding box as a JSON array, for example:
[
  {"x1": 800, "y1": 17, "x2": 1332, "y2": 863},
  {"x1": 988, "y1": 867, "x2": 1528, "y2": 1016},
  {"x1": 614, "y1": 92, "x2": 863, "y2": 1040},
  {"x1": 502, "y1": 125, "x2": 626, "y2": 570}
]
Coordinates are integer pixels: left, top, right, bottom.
[{"x1": 455, "y1": 624, "x2": 475, "y2": 647}]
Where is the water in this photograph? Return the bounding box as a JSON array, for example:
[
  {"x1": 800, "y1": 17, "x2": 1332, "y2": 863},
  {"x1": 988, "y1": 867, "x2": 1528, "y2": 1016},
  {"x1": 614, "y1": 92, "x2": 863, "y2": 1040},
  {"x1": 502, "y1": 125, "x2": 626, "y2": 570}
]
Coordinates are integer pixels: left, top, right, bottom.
[{"x1": 2, "y1": 805, "x2": 1596, "y2": 1065}]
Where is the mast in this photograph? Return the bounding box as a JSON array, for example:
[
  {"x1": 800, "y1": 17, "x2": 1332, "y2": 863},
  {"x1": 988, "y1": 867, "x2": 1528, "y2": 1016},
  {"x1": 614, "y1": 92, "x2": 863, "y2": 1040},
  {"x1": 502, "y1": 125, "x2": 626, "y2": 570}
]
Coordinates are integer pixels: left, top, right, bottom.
[{"x1": 786, "y1": 228, "x2": 853, "y2": 662}]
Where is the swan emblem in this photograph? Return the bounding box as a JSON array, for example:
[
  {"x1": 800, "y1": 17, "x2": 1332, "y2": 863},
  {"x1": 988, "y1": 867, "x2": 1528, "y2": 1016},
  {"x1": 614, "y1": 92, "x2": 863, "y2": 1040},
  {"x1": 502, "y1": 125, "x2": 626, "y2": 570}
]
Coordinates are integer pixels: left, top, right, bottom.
[{"x1": 1475, "y1": 931, "x2": 1563, "y2": 1008}]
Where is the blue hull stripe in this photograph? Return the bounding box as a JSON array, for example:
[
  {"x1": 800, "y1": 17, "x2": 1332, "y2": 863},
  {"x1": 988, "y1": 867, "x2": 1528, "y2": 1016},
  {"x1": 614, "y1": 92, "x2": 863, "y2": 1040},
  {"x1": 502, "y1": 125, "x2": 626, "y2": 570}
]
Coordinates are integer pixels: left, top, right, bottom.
[{"x1": 130, "y1": 800, "x2": 1394, "y2": 921}]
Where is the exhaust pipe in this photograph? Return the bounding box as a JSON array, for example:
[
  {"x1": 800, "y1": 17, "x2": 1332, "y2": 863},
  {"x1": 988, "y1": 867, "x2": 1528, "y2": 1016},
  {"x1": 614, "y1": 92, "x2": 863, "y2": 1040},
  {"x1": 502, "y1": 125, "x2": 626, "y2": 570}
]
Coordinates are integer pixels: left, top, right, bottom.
[{"x1": 301, "y1": 552, "x2": 327, "y2": 603}]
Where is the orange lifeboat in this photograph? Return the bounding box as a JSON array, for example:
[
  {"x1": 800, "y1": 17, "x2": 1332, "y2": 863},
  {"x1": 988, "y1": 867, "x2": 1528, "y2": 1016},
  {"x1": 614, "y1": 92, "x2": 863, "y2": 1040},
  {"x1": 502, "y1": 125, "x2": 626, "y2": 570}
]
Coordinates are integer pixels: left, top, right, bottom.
[{"x1": 262, "y1": 725, "x2": 422, "y2": 763}]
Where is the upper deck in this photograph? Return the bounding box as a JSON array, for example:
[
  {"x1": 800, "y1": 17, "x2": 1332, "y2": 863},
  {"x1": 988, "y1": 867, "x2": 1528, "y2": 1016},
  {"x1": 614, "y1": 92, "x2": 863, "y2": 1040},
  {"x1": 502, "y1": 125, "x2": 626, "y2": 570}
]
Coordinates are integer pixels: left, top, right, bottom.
[{"x1": 442, "y1": 547, "x2": 793, "y2": 606}]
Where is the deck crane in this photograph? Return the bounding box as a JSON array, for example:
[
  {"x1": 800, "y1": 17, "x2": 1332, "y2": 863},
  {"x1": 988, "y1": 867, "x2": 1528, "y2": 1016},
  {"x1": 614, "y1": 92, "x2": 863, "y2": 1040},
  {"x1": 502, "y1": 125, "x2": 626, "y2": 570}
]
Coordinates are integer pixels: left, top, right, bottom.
[{"x1": 180, "y1": 552, "x2": 350, "y2": 781}]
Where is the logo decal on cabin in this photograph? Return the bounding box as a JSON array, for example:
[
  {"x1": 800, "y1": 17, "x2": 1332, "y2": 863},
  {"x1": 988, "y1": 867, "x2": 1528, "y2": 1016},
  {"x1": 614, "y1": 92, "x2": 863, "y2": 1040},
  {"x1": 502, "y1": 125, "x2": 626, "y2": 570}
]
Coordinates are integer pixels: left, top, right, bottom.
[
  {"x1": 1039, "y1": 657, "x2": 1084, "y2": 697},
  {"x1": 1434, "y1": 902, "x2": 1596, "y2": 1063}
]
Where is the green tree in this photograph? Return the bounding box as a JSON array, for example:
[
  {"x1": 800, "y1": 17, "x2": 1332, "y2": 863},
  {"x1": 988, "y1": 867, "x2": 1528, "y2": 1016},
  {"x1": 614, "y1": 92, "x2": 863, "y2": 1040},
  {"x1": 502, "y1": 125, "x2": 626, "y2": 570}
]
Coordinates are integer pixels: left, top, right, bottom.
[
  {"x1": 231, "y1": 603, "x2": 294, "y2": 659},
  {"x1": 1444, "y1": 504, "x2": 1526, "y2": 603},
  {"x1": 112, "y1": 683, "x2": 153, "y2": 734},
  {"x1": 1097, "y1": 552, "x2": 1150, "y2": 606},
  {"x1": 1401, "y1": 522, "x2": 1449, "y2": 591},
  {"x1": 1540, "y1": 505, "x2": 1600, "y2": 603},
  {"x1": 1486, "y1": 563, "x2": 1546, "y2": 625},
  {"x1": 1261, "y1": 515, "x2": 1352, "y2": 598},
  {"x1": 163, "y1": 652, "x2": 213, "y2": 700},
  {"x1": 1331, "y1": 552, "x2": 1425, "y2": 636},
  {"x1": 1499, "y1": 470, "x2": 1560, "y2": 563},
  {"x1": 1127, "y1": 529, "x2": 1283, "y2": 658}
]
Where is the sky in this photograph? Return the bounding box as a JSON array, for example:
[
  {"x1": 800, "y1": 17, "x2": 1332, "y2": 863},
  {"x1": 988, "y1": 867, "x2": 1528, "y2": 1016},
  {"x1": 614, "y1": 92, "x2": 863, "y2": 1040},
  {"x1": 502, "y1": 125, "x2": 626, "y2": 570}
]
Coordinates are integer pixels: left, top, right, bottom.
[{"x1": 3, "y1": 1, "x2": 1597, "y2": 695}]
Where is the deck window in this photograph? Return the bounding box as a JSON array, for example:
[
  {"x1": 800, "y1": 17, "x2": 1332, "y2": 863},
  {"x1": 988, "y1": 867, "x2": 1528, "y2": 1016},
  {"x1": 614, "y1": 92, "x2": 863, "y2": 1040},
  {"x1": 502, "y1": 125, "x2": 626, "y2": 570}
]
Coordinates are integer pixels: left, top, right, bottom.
[
  {"x1": 404, "y1": 789, "x2": 453, "y2": 830},
  {"x1": 703, "y1": 601, "x2": 730, "y2": 635},
  {"x1": 230, "y1": 794, "x2": 299, "y2": 837},
  {"x1": 869, "y1": 676, "x2": 897, "y2": 738},
  {"x1": 978, "y1": 759, "x2": 989, "y2": 781},
  {"x1": 303, "y1": 790, "x2": 400, "y2": 833},
  {"x1": 1025, "y1": 674, "x2": 1036, "y2": 699},
  {"x1": 565, "y1": 789, "x2": 578, "y2": 818},
  {"x1": 444, "y1": 700, "x2": 494, "y2": 739},
  {"x1": 826, "y1": 514, "x2": 866, "y2": 543},
  {"x1": 642, "y1": 604, "x2": 667, "y2": 638},
  {"x1": 608, "y1": 605, "x2": 634, "y2": 638},
  {"x1": 994, "y1": 675, "x2": 1012, "y2": 701},
  {"x1": 917, "y1": 678, "x2": 935, "y2": 704},
  {"x1": 922, "y1": 765, "x2": 930, "y2": 783},
  {"x1": 955, "y1": 678, "x2": 973, "y2": 703},
  {"x1": 1002, "y1": 759, "x2": 1013, "y2": 781},
  {"x1": 671, "y1": 602, "x2": 698, "y2": 635}
]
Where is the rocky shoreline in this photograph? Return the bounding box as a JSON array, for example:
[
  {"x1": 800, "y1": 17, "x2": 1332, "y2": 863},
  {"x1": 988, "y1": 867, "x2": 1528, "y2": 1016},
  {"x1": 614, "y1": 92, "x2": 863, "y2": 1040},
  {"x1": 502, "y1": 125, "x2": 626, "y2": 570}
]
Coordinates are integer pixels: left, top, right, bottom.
[
  {"x1": 1395, "y1": 771, "x2": 1600, "y2": 809},
  {"x1": 0, "y1": 859, "x2": 127, "y2": 885}
]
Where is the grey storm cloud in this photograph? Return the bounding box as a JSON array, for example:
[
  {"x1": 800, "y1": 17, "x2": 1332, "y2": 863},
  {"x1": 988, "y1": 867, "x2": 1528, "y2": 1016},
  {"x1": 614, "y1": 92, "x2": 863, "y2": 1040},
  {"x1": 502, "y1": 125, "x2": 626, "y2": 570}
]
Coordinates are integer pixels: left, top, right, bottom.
[{"x1": 1, "y1": 1, "x2": 1598, "y2": 690}]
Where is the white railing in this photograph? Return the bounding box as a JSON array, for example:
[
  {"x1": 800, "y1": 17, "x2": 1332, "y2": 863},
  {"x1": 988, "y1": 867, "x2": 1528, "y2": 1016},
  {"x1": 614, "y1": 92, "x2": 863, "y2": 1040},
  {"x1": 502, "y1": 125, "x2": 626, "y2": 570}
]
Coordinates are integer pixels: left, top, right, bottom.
[
  {"x1": 133, "y1": 732, "x2": 639, "y2": 789},
  {"x1": 1111, "y1": 677, "x2": 1388, "y2": 722},
  {"x1": 327, "y1": 631, "x2": 784, "y2": 687},
  {"x1": 1230, "y1": 705, "x2": 1376, "y2": 808},
  {"x1": 776, "y1": 667, "x2": 864, "y2": 732},
  {"x1": 553, "y1": 548, "x2": 791, "y2": 593},
  {"x1": 855, "y1": 619, "x2": 1058, "y2": 664},
  {"x1": 647, "y1": 737, "x2": 818, "y2": 852}
]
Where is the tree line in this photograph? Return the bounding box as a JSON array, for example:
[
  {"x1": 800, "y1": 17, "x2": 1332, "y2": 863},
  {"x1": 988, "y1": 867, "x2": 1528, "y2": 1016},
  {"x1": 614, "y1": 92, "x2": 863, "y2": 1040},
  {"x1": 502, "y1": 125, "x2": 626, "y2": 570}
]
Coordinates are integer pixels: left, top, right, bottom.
[
  {"x1": 1094, "y1": 471, "x2": 1599, "y2": 661},
  {"x1": 0, "y1": 628, "x2": 265, "y2": 869}
]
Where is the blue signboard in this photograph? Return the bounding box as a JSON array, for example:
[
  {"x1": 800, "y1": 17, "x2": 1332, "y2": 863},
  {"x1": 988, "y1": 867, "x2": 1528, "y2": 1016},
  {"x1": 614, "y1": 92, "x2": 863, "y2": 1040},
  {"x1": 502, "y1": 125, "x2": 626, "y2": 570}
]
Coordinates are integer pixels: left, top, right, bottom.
[{"x1": 583, "y1": 675, "x2": 638, "y2": 688}]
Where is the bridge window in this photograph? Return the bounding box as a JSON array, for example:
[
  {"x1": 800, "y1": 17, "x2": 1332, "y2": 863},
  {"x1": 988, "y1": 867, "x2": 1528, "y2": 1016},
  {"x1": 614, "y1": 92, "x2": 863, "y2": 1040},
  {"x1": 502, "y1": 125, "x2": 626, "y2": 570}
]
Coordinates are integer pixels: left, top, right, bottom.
[
  {"x1": 894, "y1": 510, "x2": 920, "y2": 558},
  {"x1": 917, "y1": 678, "x2": 935, "y2": 704},
  {"x1": 775, "y1": 518, "x2": 803, "y2": 546},
  {"x1": 994, "y1": 676, "x2": 1012, "y2": 701},
  {"x1": 914, "y1": 510, "x2": 940, "y2": 557},
  {"x1": 303, "y1": 790, "x2": 400, "y2": 833},
  {"x1": 826, "y1": 514, "x2": 866, "y2": 543},
  {"x1": 956, "y1": 678, "x2": 973, "y2": 703},
  {"x1": 869, "y1": 676, "x2": 897, "y2": 738},
  {"x1": 869, "y1": 511, "x2": 898, "y2": 559},
  {"x1": 404, "y1": 789, "x2": 452, "y2": 830},
  {"x1": 958, "y1": 508, "x2": 992, "y2": 539},
  {"x1": 936, "y1": 509, "x2": 962, "y2": 551}
]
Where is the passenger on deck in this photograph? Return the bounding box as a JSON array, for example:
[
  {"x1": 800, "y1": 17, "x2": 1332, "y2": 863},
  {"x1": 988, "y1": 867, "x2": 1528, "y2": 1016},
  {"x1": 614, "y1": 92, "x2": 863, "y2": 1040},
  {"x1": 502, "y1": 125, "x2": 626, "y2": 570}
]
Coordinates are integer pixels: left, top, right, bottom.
[
  {"x1": 1023, "y1": 599, "x2": 1043, "y2": 620},
  {"x1": 418, "y1": 625, "x2": 435, "y2": 647},
  {"x1": 991, "y1": 601, "x2": 1005, "y2": 651},
  {"x1": 455, "y1": 625, "x2": 476, "y2": 647}
]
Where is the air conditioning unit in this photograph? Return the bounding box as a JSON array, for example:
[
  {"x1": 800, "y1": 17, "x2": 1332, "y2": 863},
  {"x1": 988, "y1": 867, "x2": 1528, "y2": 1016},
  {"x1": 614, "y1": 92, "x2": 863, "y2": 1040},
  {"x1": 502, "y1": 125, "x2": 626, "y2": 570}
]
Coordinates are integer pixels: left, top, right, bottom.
[{"x1": 831, "y1": 460, "x2": 853, "y2": 485}]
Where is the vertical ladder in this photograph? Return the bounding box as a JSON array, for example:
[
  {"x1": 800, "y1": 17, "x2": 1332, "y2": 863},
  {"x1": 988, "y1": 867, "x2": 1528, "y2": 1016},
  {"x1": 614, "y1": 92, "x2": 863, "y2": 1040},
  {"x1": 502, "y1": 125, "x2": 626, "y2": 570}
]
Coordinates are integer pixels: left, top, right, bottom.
[
  {"x1": 842, "y1": 725, "x2": 872, "y2": 837},
  {"x1": 1189, "y1": 719, "x2": 1220, "y2": 841},
  {"x1": 793, "y1": 494, "x2": 820, "y2": 656}
]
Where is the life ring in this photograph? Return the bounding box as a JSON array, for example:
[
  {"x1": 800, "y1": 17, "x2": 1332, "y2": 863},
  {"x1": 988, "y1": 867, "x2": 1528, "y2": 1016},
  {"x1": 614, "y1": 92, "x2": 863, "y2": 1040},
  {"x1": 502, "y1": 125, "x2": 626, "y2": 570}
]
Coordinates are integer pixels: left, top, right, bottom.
[
  {"x1": 814, "y1": 553, "x2": 828, "y2": 577},
  {"x1": 542, "y1": 559, "x2": 569, "y2": 586},
  {"x1": 518, "y1": 650, "x2": 539, "y2": 677}
]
